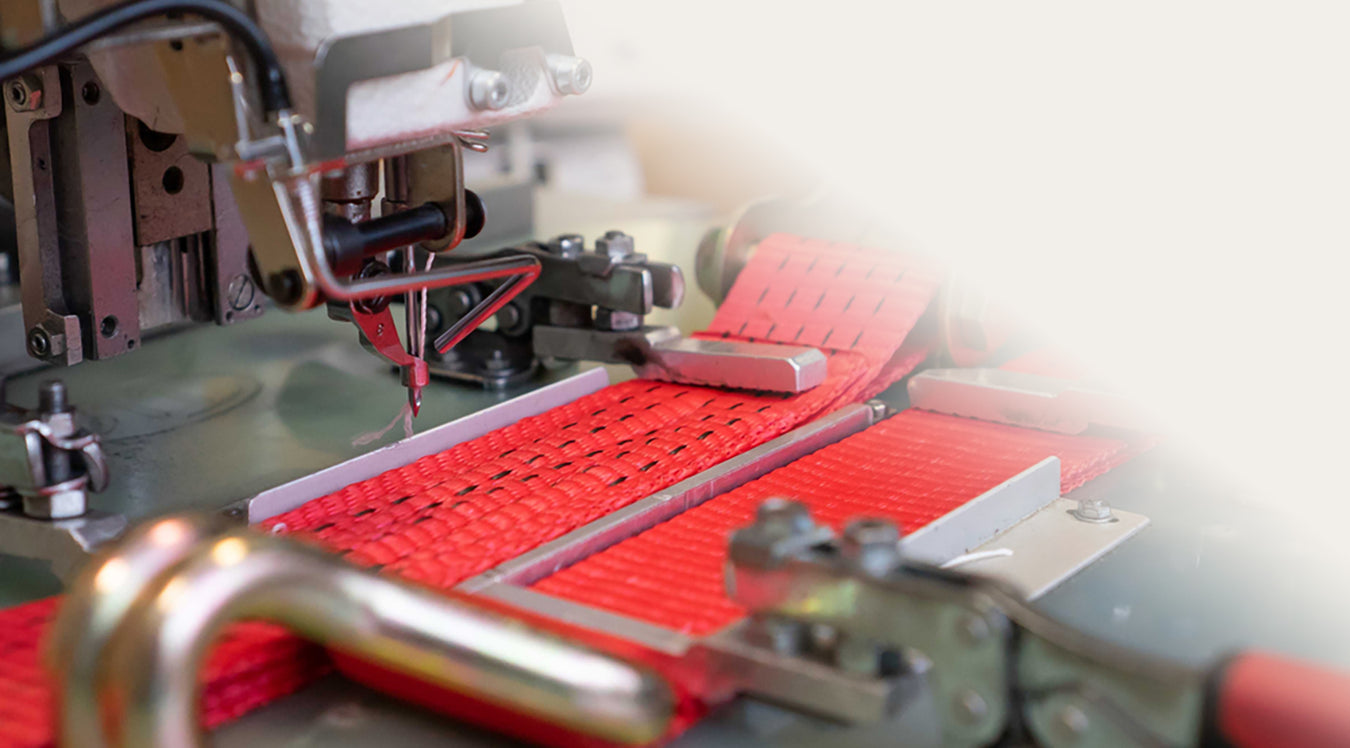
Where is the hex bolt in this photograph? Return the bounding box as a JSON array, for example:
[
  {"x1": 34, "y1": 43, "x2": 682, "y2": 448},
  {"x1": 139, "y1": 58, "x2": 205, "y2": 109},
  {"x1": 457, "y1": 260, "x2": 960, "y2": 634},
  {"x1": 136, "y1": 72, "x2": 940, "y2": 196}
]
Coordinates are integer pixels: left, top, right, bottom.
[
  {"x1": 753, "y1": 498, "x2": 816, "y2": 539},
  {"x1": 840, "y1": 517, "x2": 903, "y2": 576},
  {"x1": 1072, "y1": 496, "x2": 1115, "y2": 523},
  {"x1": 547, "y1": 234, "x2": 585, "y2": 258},
  {"x1": 594, "y1": 230, "x2": 636, "y2": 260},
  {"x1": 866, "y1": 399, "x2": 890, "y2": 422},
  {"x1": 546, "y1": 54, "x2": 593, "y2": 96},
  {"x1": 468, "y1": 69, "x2": 511, "y2": 111}
]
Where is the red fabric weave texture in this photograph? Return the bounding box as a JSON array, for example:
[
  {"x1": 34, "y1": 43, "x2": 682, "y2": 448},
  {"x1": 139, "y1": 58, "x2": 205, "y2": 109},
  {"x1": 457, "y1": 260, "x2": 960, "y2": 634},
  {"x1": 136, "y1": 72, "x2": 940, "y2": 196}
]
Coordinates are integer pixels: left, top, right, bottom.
[
  {"x1": 0, "y1": 234, "x2": 940, "y2": 748},
  {"x1": 533, "y1": 410, "x2": 1137, "y2": 636}
]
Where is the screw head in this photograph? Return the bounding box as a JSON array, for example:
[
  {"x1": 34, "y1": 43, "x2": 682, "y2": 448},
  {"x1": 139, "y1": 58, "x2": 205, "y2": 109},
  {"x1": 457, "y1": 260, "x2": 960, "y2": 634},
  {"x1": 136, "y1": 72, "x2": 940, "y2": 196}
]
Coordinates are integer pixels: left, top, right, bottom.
[
  {"x1": 1057, "y1": 703, "x2": 1090, "y2": 737},
  {"x1": 468, "y1": 69, "x2": 511, "y2": 111},
  {"x1": 226, "y1": 273, "x2": 256, "y2": 311}
]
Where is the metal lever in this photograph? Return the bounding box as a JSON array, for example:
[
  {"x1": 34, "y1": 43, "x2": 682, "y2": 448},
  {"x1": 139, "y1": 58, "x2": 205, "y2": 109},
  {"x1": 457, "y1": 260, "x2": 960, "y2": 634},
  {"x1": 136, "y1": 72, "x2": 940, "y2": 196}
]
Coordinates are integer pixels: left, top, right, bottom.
[{"x1": 52, "y1": 515, "x2": 676, "y2": 748}]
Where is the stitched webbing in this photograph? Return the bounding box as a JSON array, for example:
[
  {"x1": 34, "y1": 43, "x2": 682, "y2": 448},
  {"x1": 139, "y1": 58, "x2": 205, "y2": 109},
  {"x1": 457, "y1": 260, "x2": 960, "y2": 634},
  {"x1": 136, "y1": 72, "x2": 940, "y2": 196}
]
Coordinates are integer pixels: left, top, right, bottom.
[
  {"x1": 0, "y1": 235, "x2": 940, "y2": 748},
  {"x1": 532, "y1": 409, "x2": 1141, "y2": 636}
]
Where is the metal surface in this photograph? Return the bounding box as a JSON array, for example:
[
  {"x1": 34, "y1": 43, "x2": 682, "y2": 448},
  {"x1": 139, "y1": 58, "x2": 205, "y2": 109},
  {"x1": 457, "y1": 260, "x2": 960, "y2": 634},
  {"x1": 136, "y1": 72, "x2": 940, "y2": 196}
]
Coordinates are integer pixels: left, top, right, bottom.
[
  {"x1": 246, "y1": 367, "x2": 609, "y2": 524},
  {"x1": 0, "y1": 510, "x2": 125, "y2": 581},
  {"x1": 902, "y1": 458, "x2": 1061, "y2": 565},
  {"x1": 125, "y1": 116, "x2": 213, "y2": 247},
  {"x1": 457, "y1": 402, "x2": 877, "y2": 592},
  {"x1": 907, "y1": 368, "x2": 1149, "y2": 435},
  {"x1": 955, "y1": 498, "x2": 1149, "y2": 601},
  {"x1": 532, "y1": 324, "x2": 681, "y2": 366},
  {"x1": 634, "y1": 337, "x2": 828, "y2": 393},
  {"x1": 53, "y1": 515, "x2": 676, "y2": 747},
  {"x1": 309, "y1": 1, "x2": 578, "y2": 159}
]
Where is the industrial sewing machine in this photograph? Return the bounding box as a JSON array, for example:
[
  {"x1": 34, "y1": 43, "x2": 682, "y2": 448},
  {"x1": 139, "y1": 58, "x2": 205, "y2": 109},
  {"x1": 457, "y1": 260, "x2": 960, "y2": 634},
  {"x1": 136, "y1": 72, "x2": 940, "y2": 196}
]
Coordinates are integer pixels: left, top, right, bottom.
[{"x1": 0, "y1": 2, "x2": 1347, "y2": 747}]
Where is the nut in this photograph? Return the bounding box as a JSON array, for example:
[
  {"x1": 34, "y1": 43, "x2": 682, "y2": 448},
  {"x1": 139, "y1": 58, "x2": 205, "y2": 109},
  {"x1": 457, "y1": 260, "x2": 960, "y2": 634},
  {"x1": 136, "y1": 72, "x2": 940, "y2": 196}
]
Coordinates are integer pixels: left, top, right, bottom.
[{"x1": 594, "y1": 230, "x2": 635, "y2": 260}]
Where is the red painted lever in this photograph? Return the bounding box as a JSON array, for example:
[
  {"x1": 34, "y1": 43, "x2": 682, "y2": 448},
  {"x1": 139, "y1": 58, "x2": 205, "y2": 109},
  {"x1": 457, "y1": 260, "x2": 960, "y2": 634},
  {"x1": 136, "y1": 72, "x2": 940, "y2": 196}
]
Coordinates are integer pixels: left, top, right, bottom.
[{"x1": 1207, "y1": 652, "x2": 1350, "y2": 748}]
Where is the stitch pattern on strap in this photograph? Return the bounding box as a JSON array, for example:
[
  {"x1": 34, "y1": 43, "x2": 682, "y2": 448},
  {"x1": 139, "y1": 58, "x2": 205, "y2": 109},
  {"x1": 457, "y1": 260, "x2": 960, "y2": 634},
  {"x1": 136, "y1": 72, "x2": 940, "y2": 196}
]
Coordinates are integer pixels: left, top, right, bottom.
[
  {"x1": 0, "y1": 235, "x2": 943, "y2": 747},
  {"x1": 532, "y1": 409, "x2": 1140, "y2": 636}
]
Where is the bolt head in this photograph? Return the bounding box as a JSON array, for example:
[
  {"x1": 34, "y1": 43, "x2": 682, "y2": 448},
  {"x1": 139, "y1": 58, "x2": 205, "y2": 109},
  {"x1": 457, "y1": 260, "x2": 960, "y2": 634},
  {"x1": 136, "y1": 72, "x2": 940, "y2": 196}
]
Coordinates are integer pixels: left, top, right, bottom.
[
  {"x1": 226, "y1": 273, "x2": 256, "y2": 311},
  {"x1": 754, "y1": 498, "x2": 816, "y2": 538},
  {"x1": 548, "y1": 55, "x2": 593, "y2": 96},
  {"x1": 841, "y1": 518, "x2": 902, "y2": 576},
  {"x1": 1072, "y1": 496, "x2": 1114, "y2": 523},
  {"x1": 469, "y1": 69, "x2": 511, "y2": 111},
  {"x1": 24, "y1": 486, "x2": 87, "y2": 520},
  {"x1": 595, "y1": 230, "x2": 635, "y2": 259}
]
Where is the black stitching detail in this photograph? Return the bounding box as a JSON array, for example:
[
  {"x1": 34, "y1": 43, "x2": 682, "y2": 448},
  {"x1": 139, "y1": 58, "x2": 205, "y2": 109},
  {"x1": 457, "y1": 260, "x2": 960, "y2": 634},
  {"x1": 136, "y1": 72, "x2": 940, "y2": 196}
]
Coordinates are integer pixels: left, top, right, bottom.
[{"x1": 354, "y1": 508, "x2": 375, "y2": 518}]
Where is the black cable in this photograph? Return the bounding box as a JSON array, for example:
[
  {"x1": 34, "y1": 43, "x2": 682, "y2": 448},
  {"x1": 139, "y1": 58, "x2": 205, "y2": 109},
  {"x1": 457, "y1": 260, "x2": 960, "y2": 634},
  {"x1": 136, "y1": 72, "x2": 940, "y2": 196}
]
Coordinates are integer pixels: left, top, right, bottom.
[{"x1": 0, "y1": 0, "x2": 290, "y2": 114}]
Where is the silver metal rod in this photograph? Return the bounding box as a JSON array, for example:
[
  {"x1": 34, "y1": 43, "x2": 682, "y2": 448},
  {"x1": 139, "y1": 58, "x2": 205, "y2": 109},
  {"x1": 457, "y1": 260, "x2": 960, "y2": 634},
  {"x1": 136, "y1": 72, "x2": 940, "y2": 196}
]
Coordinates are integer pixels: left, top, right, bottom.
[
  {"x1": 55, "y1": 516, "x2": 676, "y2": 747},
  {"x1": 459, "y1": 402, "x2": 878, "y2": 593}
]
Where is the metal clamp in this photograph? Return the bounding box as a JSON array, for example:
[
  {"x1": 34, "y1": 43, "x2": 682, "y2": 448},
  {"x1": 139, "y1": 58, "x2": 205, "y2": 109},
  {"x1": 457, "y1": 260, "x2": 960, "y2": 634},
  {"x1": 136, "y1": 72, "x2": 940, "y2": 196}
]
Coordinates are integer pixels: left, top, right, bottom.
[
  {"x1": 721, "y1": 501, "x2": 1206, "y2": 747},
  {"x1": 0, "y1": 381, "x2": 108, "y2": 520},
  {"x1": 53, "y1": 514, "x2": 676, "y2": 748}
]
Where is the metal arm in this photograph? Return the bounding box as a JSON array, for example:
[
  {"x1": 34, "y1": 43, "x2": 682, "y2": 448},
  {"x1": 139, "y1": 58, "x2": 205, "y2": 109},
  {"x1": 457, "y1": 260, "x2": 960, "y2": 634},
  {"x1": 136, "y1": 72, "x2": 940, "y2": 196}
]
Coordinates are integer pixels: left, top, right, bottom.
[{"x1": 53, "y1": 514, "x2": 675, "y2": 747}]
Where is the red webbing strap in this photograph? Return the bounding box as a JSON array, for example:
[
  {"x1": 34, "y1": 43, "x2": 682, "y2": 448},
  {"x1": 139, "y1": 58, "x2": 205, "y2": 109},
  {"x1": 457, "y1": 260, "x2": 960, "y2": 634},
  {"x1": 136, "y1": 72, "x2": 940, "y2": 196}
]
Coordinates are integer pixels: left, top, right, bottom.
[
  {"x1": 0, "y1": 235, "x2": 939, "y2": 748},
  {"x1": 532, "y1": 410, "x2": 1139, "y2": 636}
]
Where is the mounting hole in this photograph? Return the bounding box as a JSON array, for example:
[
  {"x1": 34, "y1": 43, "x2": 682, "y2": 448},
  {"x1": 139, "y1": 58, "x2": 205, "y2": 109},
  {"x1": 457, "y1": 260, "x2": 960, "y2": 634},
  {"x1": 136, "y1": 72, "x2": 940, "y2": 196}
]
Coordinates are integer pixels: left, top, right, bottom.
[
  {"x1": 137, "y1": 121, "x2": 178, "y2": 152},
  {"x1": 99, "y1": 315, "x2": 118, "y2": 339},
  {"x1": 169, "y1": 40, "x2": 184, "y2": 51},
  {"x1": 225, "y1": 311, "x2": 235, "y2": 322},
  {"x1": 8, "y1": 83, "x2": 24, "y2": 105},
  {"x1": 36, "y1": 158, "x2": 47, "y2": 171},
  {"x1": 127, "y1": 339, "x2": 137, "y2": 349},
  {"x1": 81, "y1": 81, "x2": 100, "y2": 105},
  {"x1": 162, "y1": 166, "x2": 185, "y2": 195}
]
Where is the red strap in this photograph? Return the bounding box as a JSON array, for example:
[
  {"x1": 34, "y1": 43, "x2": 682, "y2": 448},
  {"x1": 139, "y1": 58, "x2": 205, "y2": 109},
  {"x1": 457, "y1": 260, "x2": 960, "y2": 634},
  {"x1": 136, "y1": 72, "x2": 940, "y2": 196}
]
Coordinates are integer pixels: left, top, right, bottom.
[
  {"x1": 1211, "y1": 652, "x2": 1350, "y2": 748},
  {"x1": 0, "y1": 235, "x2": 941, "y2": 748},
  {"x1": 531, "y1": 409, "x2": 1139, "y2": 635}
]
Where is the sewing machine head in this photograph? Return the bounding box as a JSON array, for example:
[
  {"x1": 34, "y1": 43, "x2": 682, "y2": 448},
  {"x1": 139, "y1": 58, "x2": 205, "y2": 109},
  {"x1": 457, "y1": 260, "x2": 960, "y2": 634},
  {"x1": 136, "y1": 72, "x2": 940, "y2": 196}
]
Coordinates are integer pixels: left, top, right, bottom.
[{"x1": 0, "y1": 0, "x2": 589, "y2": 389}]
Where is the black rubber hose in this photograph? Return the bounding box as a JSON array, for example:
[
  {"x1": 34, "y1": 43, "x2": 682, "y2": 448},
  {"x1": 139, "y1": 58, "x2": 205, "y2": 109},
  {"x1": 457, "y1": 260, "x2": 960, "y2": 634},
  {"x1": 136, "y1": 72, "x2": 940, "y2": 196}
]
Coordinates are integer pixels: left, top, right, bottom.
[{"x1": 0, "y1": 0, "x2": 291, "y2": 114}]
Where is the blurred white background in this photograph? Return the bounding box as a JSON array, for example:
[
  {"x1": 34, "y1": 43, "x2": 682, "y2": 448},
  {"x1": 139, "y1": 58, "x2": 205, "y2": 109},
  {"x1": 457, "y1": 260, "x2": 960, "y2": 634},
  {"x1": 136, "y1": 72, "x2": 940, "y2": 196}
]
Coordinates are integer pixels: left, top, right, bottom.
[{"x1": 553, "y1": 0, "x2": 1350, "y2": 515}]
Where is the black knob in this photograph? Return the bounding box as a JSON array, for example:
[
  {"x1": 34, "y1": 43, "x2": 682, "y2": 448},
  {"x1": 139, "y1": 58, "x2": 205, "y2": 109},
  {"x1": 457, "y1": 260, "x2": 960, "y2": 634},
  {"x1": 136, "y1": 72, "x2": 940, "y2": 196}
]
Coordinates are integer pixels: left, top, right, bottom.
[{"x1": 464, "y1": 189, "x2": 487, "y2": 240}]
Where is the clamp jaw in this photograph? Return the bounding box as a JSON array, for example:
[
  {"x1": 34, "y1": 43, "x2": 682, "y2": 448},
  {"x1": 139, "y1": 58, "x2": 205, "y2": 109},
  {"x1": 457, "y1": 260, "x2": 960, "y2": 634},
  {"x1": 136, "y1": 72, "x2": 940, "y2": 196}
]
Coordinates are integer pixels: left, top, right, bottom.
[
  {"x1": 426, "y1": 231, "x2": 828, "y2": 393},
  {"x1": 715, "y1": 499, "x2": 1348, "y2": 748}
]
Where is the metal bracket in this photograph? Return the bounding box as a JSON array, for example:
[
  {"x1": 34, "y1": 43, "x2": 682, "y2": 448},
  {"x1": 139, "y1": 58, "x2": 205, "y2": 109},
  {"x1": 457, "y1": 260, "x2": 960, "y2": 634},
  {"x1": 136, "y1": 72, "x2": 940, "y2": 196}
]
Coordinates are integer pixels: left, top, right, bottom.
[{"x1": 908, "y1": 368, "x2": 1150, "y2": 435}]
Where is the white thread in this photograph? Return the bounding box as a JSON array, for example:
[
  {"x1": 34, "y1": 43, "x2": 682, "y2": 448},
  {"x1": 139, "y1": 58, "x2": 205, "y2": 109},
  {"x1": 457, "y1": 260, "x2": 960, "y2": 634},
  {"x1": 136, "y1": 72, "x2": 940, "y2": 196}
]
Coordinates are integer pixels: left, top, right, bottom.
[
  {"x1": 352, "y1": 402, "x2": 415, "y2": 447},
  {"x1": 940, "y1": 548, "x2": 1014, "y2": 569}
]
